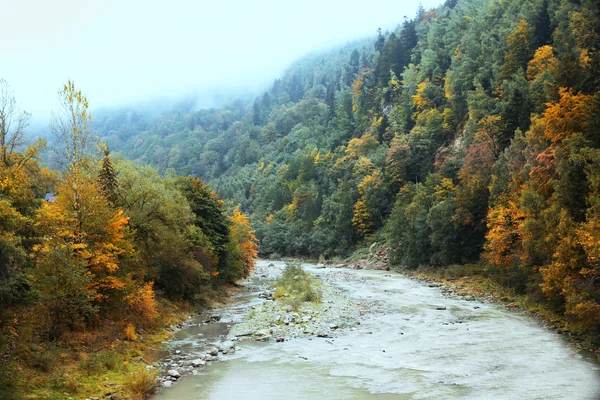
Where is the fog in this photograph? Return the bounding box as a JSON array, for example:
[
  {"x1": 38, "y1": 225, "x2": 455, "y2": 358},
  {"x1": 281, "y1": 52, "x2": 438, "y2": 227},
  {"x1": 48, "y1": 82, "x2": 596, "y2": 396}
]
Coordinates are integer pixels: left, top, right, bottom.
[{"x1": 1, "y1": 0, "x2": 442, "y2": 125}]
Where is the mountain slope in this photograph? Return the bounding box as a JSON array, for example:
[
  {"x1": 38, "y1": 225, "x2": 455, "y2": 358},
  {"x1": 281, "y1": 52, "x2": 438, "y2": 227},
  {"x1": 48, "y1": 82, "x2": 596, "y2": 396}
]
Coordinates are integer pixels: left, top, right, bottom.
[{"x1": 94, "y1": 0, "x2": 600, "y2": 336}]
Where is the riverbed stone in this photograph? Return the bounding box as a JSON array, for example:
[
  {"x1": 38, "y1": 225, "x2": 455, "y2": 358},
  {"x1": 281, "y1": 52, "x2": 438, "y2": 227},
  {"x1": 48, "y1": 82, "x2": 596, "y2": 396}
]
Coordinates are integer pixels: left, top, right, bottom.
[
  {"x1": 218, "y1": 340, "x2": 235, "y2": 351},
  {"x1": 168, "y1": 369, "x2": 180, "y2": 378},
  {"x1": 191, "y1": 359, "x2": 206, "y2": 367},
  {"x1": 208, "y1": 347, "x2": 219, "y2": 356}
]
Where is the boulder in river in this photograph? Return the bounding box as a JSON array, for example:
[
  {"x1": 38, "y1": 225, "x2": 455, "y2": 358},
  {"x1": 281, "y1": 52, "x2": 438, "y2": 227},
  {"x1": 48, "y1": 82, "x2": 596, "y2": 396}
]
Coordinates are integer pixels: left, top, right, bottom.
[
  {"x1": 204, "y1": 313, "x2": 221, "y2": 323},
  {"x1": 208, "y1": 347, "x2": 219, "y2": 356},
  {"x1": 218, "y1": 340, "x2": 235, "y2": 352},
  {"x1": 168, "y1": 369, "x2": 181, "y2": 378},
  {"x1": 191, "y1": 359, "x2": 206, "y2": 367}
]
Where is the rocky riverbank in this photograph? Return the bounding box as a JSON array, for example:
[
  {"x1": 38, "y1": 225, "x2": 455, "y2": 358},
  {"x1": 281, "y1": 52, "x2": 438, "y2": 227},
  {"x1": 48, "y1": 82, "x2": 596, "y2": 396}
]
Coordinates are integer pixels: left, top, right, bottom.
[
  {"x1": 153, "y1": 261, "x2": 366, "y2": 391},
  {"x1": 228, "y1": 261, "x2": 363, "y2": 341}
]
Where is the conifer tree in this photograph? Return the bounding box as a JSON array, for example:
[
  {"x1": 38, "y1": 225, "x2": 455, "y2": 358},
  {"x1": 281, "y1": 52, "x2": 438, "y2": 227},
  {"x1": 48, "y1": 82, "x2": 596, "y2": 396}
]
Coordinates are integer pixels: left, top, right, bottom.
[{"x1": 99, "y1": 150, "x2": 119, "y2": 207}]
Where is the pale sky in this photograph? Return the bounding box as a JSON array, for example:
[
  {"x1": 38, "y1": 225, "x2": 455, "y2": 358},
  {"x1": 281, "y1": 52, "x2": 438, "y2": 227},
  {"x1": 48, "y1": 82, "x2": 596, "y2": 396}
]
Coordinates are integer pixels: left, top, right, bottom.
[{"x1": 1, "y1": 0, "x2": 442, "y2": 122}]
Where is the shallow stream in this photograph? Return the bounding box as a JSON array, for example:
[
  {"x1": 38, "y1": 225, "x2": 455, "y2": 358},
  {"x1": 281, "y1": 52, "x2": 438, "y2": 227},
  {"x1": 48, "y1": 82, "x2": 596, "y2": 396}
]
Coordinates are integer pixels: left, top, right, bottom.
[{"x1": 152, "y1": 260, "x2": 600, "y2": 400}]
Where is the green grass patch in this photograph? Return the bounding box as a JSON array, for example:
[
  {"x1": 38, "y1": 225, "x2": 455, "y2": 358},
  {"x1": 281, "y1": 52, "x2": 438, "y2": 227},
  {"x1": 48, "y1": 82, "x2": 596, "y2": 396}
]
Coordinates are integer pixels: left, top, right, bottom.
[{"x1": 273, "y1": 263, "x2": 322, "y2": 311}]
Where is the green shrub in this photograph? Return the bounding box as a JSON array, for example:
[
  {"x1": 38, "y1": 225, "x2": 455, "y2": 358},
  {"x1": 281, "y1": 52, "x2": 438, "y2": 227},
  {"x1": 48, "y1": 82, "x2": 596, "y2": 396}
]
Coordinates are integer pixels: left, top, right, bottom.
[{"x1": 273, "y1": 263, "x2": 321, "y2": 310}]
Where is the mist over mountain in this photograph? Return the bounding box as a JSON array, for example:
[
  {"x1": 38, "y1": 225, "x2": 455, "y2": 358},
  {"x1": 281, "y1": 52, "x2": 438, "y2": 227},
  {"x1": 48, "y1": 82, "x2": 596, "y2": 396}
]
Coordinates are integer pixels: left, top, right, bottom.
[
  {"x1": 1, "y1": 0, "x2": 437, "y2": 124},
  {"x1": 1, "y1": 0, "x2": 600, "y2": 397}
]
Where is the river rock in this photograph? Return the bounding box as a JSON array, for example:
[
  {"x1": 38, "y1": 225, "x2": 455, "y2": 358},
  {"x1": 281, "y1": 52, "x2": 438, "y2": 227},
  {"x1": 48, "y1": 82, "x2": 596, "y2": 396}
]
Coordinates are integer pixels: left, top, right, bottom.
[
  {"x1": 163, "y1": 381, "x2": 172, "y2": 388},
  {"x1": 168, "y1": 369, "x2": 181, "y2": 378},
  {"x1": 208, "y1": 347, "x2": 219, "y2": 356},
  {"x1": 191, "y1": 359, "x2": 206, "y2": 367},
  {"x1": 256, "y1": 333, "x2": 272, "y2": 342},
  {"x1": 205, "y1": 355, "x2": 219, "y2": 362},
  {"x1": 204, "y1": 313, "x2": 221, "y2": 323},
  {"x1": 259, "y1": 291, "x2": 273, "y2": 299},
  {"x1": 218, "y1": 340, "x2": 235, "y2": 352}
]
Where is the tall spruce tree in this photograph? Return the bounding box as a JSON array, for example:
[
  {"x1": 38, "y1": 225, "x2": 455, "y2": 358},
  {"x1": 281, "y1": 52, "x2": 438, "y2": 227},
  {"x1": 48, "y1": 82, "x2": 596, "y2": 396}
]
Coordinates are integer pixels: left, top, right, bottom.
[{"x1": 99, "y1": 150, "x2": 118, "y2": 207}]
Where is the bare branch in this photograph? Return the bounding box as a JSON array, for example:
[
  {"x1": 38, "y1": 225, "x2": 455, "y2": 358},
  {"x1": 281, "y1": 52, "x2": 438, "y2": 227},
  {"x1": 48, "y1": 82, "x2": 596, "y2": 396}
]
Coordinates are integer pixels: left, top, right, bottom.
[{"x1": 0, "y1": 79, "x2": 31, "y2": 167}]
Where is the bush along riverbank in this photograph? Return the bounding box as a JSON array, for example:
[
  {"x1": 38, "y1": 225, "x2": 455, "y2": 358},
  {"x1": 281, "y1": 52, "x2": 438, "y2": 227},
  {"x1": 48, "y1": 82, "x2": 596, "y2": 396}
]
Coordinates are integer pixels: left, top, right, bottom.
[{"x1": 0, "y1": 287, "x2": 239, "y2": 400}]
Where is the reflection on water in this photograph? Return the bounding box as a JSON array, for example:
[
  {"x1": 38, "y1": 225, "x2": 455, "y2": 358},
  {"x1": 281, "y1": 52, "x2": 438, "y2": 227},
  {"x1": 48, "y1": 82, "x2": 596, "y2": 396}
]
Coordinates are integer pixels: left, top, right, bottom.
[{"x1": 152, "y1": 260, "x2": 600, "y2": 400}]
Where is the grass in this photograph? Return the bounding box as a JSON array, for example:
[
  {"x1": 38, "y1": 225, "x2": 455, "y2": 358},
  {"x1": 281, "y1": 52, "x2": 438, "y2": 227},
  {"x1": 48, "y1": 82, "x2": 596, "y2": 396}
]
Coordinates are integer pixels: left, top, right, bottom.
[
  {"x1": 273, "y1": 263, "x2": 322, "y2": 311},
  {"x1": 126, "y1": 366, "x2": 158, "y2": 400}
]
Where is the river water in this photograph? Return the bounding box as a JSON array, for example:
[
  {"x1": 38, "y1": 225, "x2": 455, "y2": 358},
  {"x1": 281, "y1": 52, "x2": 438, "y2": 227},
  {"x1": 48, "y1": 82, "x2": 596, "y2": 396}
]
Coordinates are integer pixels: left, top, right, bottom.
[{"x1": 152, "y1": 260, "x2": 600, "y2": 400}]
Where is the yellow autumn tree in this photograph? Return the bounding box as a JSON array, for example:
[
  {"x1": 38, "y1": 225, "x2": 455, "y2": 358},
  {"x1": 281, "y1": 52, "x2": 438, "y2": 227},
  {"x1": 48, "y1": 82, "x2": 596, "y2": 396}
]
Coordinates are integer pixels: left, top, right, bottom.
[
  {"x1": 412, "y1": 78, "x2": 432, "y2": 112},
  {"x1": 484, "y1": 196, "x2": 524, "y2": 269},
  {"x1": 353, "y1": 169, "x2": 386, "y2": 236},
  {"x1": 31, "y1": 81, "x2": 140, "y2": 335},
  {"x1": 33, "y1": 172, "x2": 134, "y2": 310},
  {"x1": 344, "y1": 133, "x2": 379, "y2": 161},
  {"x1": 223, "y1": 207, "x2": 258, "y2": 283},
  {"x1": 526, "y1": 45, "x2": 558, "y2": 80}
]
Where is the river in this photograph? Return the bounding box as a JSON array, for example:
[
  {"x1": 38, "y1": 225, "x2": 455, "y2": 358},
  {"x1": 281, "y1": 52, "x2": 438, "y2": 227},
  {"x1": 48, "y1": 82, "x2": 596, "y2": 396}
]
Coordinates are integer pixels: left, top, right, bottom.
[{"x1": 151, "y1": 260, "x2": 600, "y2": 400}]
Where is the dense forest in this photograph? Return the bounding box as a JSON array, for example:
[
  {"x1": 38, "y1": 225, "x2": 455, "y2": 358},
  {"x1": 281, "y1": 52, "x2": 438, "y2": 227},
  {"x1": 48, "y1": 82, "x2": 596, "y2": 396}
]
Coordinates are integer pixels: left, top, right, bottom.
[
  {"x1": 0, "y1": 80, "x2": 257, "y2": 398},
  {"x1": 91, "y1": 0, "x2": 600, "y2": 338}
]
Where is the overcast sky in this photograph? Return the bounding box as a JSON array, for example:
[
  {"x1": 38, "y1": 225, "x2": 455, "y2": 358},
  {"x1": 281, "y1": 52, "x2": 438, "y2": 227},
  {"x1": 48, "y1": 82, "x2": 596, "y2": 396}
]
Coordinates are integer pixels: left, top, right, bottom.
[{"x1": 1, "y1": 0, "x2": 442, "y2": 122}]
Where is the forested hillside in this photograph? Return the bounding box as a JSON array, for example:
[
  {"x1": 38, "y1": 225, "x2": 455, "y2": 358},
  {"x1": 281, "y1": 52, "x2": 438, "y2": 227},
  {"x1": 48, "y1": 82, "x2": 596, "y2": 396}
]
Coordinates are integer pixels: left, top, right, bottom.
[
  {"x1": 0, "y1": 80, "x2": 257, "y2": 398},
  {"x1": 93, "y1": 0, "x2": 600, "y2": 336}
]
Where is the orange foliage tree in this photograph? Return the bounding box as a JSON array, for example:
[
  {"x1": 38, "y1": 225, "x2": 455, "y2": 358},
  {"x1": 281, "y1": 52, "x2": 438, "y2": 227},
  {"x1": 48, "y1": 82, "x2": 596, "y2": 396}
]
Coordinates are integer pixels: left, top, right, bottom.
[{"x1": 223, "y1": 207, "x2": 258, "y2": 283}]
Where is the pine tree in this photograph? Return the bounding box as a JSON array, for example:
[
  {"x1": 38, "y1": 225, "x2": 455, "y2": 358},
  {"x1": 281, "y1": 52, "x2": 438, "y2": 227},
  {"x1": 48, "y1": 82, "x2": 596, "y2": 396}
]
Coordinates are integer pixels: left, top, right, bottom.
[{"x1": 99, "y1": 150, "x2": 119, "y2": 207}]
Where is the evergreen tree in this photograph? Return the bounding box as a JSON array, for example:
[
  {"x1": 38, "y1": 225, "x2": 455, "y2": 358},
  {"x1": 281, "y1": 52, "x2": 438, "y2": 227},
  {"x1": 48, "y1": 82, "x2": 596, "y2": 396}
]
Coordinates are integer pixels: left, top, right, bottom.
[{"x1": 99, "y1": 150, "x2": 119, "y2": 207}]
